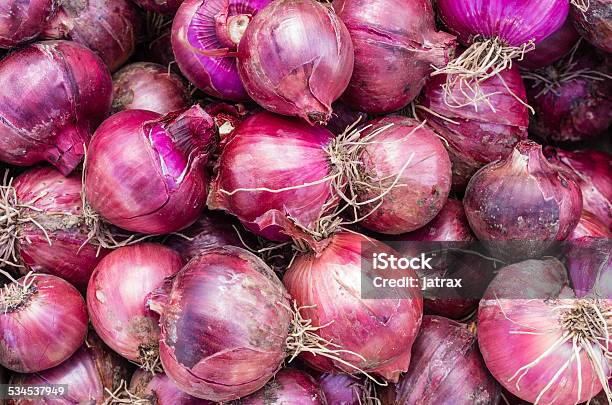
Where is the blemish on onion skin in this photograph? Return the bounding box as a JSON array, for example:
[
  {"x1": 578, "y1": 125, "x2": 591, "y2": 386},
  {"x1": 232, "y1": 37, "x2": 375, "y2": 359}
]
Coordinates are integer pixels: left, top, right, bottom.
[{"x1": 95, "y1": 290, "x2": 106, "y2": 303}]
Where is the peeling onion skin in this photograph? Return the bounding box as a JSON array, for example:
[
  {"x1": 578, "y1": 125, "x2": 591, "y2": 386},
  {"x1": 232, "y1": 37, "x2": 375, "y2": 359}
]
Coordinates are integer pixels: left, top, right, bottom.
[
  {"x1": 132, "y1": 0, "x2": 185, "y2": 13},
  {"x1": 571, "y1": 0, "x2": 612, "y2": 53},
  {"x1": 130, "y1": 369, "x2": 214, "y2": 405},
  {"x1": 356, "y1": 116, "x2": 452, "y2": 235},
  {"x1": 12, "y1": 167, "x2": 108, "y2": 291},
  {"x1": 283, "y1": 232, "x2": 423, "y2": 382},
  {"x1": 478, "y1": 259, "x2": 611, "y2": 404},
  {"x1": 7, "y1": 333, "x2": 131, "y2": 405},
  {"x1": 112, "y1": 62, "x2": 191, "y2": 115},
  {"x1": 569, "y1": 210, "x2": 612, "y2": 240},
  {"x1": 235, "y1": 369, "x2": 326, "y2": 405},
  {"x1": 0, "y1": 274, "x2": 88, "y2": 373},
  {"x1": 464, "y1": 141, "x2": 582, "y2": 261},
  {"x1": 150, "y1": 246, "x2": 292, "y2": 402},
  {"x1": 381, "y1": 316, "x2": 500, "y2": 405},
  {"x1": 172, "y1": 0, "x2": 273, "y2": 101},
  {"x1": 518, "y1": 16, "x2": 580, "y2": 70},
  {"x1": 0, "y1": 0, "x2": 56, "y2": 49},
  {"x1": 87, "y1": 243, "x2": 183, "y2": 366},
  {"x1": 41, "y1": 0, "x2": 142, "y2": 71},
  {"x1": 420, "y1": 67, "x2": 528, "y2": 191},
  {"x1": 334, "y1": 0, "x2": 456, "y2": 114},
  {"x1": 85, "y1": 106, "x2": 216, "y2": 234},
  {"x1": 237, "y1": 0, "x2": 354, "y2": 124},
  {"x1": 0, "y1": 41, "x2": 112, "y2": 175},
  {"x1": 317, "y1": 373, "x2": 365, "y2": 405}
]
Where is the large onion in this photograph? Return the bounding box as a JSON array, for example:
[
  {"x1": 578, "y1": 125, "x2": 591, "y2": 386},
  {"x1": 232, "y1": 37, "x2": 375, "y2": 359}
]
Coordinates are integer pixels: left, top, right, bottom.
[
  {"x1": 334, "y1": 0, "x2": 456, "y2": 114},
  {"x1": 0, "y1": 0, "x2": 56, "y2": 49},
  {"x1": 85, "y1": 105, "x2": 216, "y2": 234},
  {"x1": 571, "y1": 0, "x2": 612, "y2": 53},
  {"x1": 236, "y1": 369, "x2": 326, "y2": 404},
  {"x1": 0, "y1": 41, "x2": 112, "y2": 175},
  {"x1": 237, "y1": 0, "x2": 354, "y2": 124}
]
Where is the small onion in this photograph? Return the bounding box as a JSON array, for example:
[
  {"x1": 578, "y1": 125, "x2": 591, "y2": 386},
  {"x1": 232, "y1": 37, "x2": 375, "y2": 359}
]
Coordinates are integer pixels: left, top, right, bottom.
[
  {"x1": 0, "y1": 0, "x2": 55, "y2": 49},
  {"x1": 464, "y1": 140, "x2": 582, "y2": 260},
  {"x1": 129, "y1": 369, "x2": 213, "y2": 404},
  {"x1": 172, "y1": 0, "x2": 272, "y2": 101},
  {"x1": 318, "y1": 373, "x2": 370, "y2": 405},
  {"x1": 334, "y1": 0, "x2": 456, "y2": 113},
  {"x1": 381, "y1": 316, "x2": 500, "y2": 404},
  {"x1": 478, "y1": 258, "x2": 611, "y2": 404},
  {"x1": 149, "y1": 246, "x2": 292, "y2": 401},
  {"x1": 87, "y1": 243, "x2": 183, "y2": 370},
  {"x1": 571, "y1": 0, "x2": 612, "y2": 53},
  {"x1": 519, "y1": 16, "x2": 580, "y2": 70},
  {"x1": 112, "y1": 62, "x2": 191, "y2": 115},
  {"x1": 85, "y1": 105, "x2": 216, "y2": 234},
  {"x1": 0, "y1": 273, "x2": 88, "y2": 373},
  {"x1": 133, "y1": 0, "x2": 184, "y2": 13},
  {"x1": 41, "y1": 0, "x2": 142, "y2": 71},
  {"x1": 419, "y1": 66, "x2": 529, "y2": 190},
  {"x1": 283, "y1": 231, "x2": 423, "y2": 381},
  {"x1": 237, "y1": 0, "x2": 354, "y2": 124},
  {"x1": 0, "y1": 41, "x2": 112, "y2": 175},
  {"x1": 236, "y1": 369, "x2": 326, "y2": 404},
  {"x1": 355, "y1": 116, "x2": 452, "y2": 234}
]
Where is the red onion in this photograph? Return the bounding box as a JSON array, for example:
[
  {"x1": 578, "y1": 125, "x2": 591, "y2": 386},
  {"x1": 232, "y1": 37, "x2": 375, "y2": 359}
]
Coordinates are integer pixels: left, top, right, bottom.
[
  {"x1": 0, "y1": 41, "x2": 112, "y2": 175},
  {"x1": 133, "y1": 0, "x2": 184, "y2": 13},
  {"x1": 544, "y1": 147, "x2": 612, "y2": 228},
  {"x1": 571, "y1": 0, "x2": 612, "y2": 53},
  {"x1": 237, "y1": 0, "x2": 354, "y2": 124},
  {"x1": 41, "y1": 0, "x2": 142, "y2": 71},
  {"x1": 419, "y1": 66, "x2": 528, "y2": 191},
  {"x1": 149, "y1": 246, "x2": 292, "y2": 401},
  {"x1": 464, "y1": 140, "x2": 583, "y2": 260},
  {"x1": 7, "y1": 333, "x2": 131, "y2": 405},
  {"x1": 354, "y1": 116, "x2": 452, "y2": 234},
  {"x1": 87, "y1": 243, "x2": 183, "y2": 370},
  {"x1": 318, "y1": 373, "x2": 372, "y2": 405},
  {"x1": 112, "y1": 62, "x2": 191, "y2": 115},
  {"x1": 519, "y1": 16, "x2": 580, "y2": 70},
  {"x1": 381, "y1": 316, "x2": 500, "y2": 404},
  {"x1": 236, "y1": 369, "x2": 326, "y2": 404},
  {"x1": 172, "y1": 0, "x2": 272, "y2": 101},
  {"x1": 0, "y1": 273, "x2": 88, "y2": 373},
  {"x1": 0, "y1": 0, "x2": 55, "y2": 49},
  {"x1": 334, "y1": 0, "x2": 456, "y2": 114},
  {"x1": 524, "y1": 45, "x2": 611, "y2": 143},
  {"x1": 85, "y1": 105, "x2": 216, "y2": 234},
  {"x1": 283, "y1": 231, "x2": 423, "y2": 382},
  {"x1": 565, "y1": 236, "x2": 611, "y2": 299},
  {"x1": 3, "y1": 167, "x2": 108, "y2": 291},
  {"x1": 478, "y1": 258, "x2": 612, "y2": 404},
  {"x1": 128, "y1": 369, "x2": 213, "y2": 404},
  {"x1": 397, "y1": 199, "x2": 474, "y2": 242},
  {"x1": 569, "y1": 210, "x2": 612, "y2": 240}
]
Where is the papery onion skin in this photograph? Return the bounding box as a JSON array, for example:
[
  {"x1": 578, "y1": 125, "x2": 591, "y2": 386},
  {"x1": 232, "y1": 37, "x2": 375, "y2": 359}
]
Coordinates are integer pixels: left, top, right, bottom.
[
  {"x1": 172, "y1": 0, "x2": 272, "y2": 101},
  {"x1": 569, "y1": 210, "x2": 611, "y2": 240},
  {"x1": 12, "y1": 167, "x2": 108, "y2": 291},
  {"x1": 133, "y1": 0, "x2": 185, "y2": 13},
  {"x1": 87, "y1": 243, "x2": 183, "y2": 366},
  {"x1": 208, "y1": 112, "x2": 336, "y2": 242},
  {"x1": 420, "y1": 67, "x2": 528, "y2": 191},
  {"x1": 151, "y1": 246, "x2": 292, "y2": 401},
  {"x1": 237, "y1": 0, "x2": 354, "y2": 124},
  {"x1": 112, "y1": 62, "x2": 191, "y2": 115},
  {"x1": 464, "y1": 140, "x2": 582, "y2": 260},
  {"x1": 85, "y1": 106, "x2": 215, "y2": 234},
  {"x1": 318, "y1": 373, "x2": 365, "y2": 405},
  {"x1": 41, "y1": 0, "x2": 142, "y2": 71},
  {"x1": 565, "y1": 236, "x2": 611, "y2": 299},
  {"x1": 334, "y1": 0, "x2": 456, "y2": 114},
  {"x1": 0, "y1": 0, "x2": 56, "y2": 49},
  {"x1": 0, "y1": 41, "x2": 112, "y2": 175},
  {"x1": 0, "y1": 274, "x2": 88, "y2": 373},
  {"x1": 236, "y1": 369, "x2": 326, "y2": 405},
  {"x1": 478, "y1": 258, "x2": 610, "y2": 404},
  {"x1": 356, "y1": 116, "x2": 452, "y2": 234},
  {"x1": 544, "y1": 147, "x2": 612, "y2": 229},
  {"x1": 130, "y1": 369, "x2": 214, "y2": 404},
  {"x1": 381, "y1": 316, "x2": 500, "y2": 405},
  {"x1": 283, "y1": 231, "x2": 423, "y2": 382},
  {"x1": 571, "y1": 0, "x2": 612, "y2": 53},
  {"x1": 519, "y1": 16, "x2": 580, "y2": 70},
  {"x1": 7, "y1": 333, "x2": 131, "y2": 405}
]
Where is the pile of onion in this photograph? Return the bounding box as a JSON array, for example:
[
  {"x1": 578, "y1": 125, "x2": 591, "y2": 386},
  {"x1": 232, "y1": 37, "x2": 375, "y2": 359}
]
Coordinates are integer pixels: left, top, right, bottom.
[
  {"x1": 237, "y1": 0, "x2": 354, "y2": 124},
  {"x1": 464, "y1": 140, "x2": 582, "y2": 261},
  {"x1": 418, "y1": 66, "x2": 529, "y2": 190},
  {"x1": 85, "y1": 105, "x2": 216, "y2": 234},
  {"x1": 0, "y1": 0, "x2": 55, "y2": 49},
  {"x1": 41, "y1": 0, "x2": 142, "y2": 71},
  {"x1": 0, "y1": 41, "x2": 112, "y2": 174},
  {"x1": 571, "y1": 0, "x2": 612, "y2": 53},
  {"x1": 87, "y1": 243, "x2": 183, "y2": 371},
  {"x1": 380, "y1": 316, "x2": 500, "y2": 404},
  {"x1": 0, "y1": 273, "x2": 88, "y2": 373},
  {"x1": 127, "y1": 369, "x2": 214, "y2": 404},
  {"x1": 478, "y1": 258, "x2": 611, "y2": 403},
  {"x1": 334, "y1": 0, "x2": 456, "y2": 113},
  {"x1": 236, "y1": 369, "x2": 326, "y2": 404},
  {"x1": 112, "y1": 62, "x2": 191, "y2": 115}
]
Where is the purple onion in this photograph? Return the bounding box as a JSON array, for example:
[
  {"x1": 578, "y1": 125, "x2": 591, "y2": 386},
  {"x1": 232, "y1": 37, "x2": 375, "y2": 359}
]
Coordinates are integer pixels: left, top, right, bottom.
[
  {"x1": 571, "y1": 0, "x2": 612, "y2": 53},
  {"x1": 324, "y1": 101, "x2": 368, "y2": 136},
  {"x1": 318, "y1": 373, "x2": 370, "y2": 405},
  {"x1": 0, "y1": 0, "x2": 56, "y2": 49},
  {"x1": 519, "y1": 16, "x2": 580, "y2": 70},
  {"x1": 236, "y1": 369, "x2": 326, "y2": 404}
]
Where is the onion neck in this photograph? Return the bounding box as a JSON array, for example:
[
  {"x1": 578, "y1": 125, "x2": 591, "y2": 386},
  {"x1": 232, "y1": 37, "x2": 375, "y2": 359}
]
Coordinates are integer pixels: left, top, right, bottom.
[
  {"x1": 215, "y1": 12, "x2": 252, "y2": 48},
  {"x1": 0, "y1": 282, "x2": 36, "y2": 313}
]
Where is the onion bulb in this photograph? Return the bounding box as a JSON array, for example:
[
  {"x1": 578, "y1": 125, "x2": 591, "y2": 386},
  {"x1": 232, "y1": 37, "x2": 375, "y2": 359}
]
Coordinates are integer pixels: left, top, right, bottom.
[
  {"x1": 0, "y1": 0, "x2": 55, "y2": 49},
  {"x1": 571, "y1": 0, "x2": 612, "y2": 53}
]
